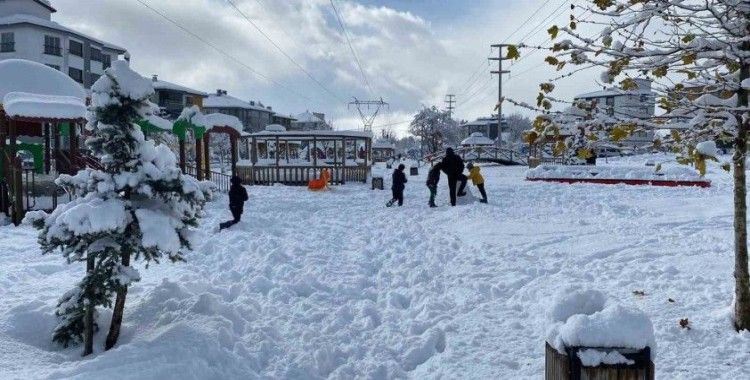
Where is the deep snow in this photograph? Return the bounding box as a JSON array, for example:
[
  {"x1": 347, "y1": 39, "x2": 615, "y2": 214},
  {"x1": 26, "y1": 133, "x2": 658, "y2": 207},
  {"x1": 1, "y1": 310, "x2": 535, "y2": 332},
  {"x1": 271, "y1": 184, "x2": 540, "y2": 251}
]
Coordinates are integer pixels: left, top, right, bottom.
[{"x1": 1, "y1": 154, "x2": 750, "y2": 379}]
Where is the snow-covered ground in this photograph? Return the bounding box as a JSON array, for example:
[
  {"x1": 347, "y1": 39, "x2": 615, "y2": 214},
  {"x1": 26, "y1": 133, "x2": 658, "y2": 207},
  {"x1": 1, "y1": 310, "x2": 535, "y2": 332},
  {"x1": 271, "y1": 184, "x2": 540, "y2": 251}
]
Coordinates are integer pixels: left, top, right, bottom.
[{"x1": 1, "y1": 154, "x2": 749, "y2": 379}]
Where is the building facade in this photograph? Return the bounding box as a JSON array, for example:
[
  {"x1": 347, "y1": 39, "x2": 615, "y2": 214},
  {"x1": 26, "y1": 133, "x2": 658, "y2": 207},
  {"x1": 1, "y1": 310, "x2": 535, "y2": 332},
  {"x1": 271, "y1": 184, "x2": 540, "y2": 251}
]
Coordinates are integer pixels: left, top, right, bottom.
[
  {"x1": 574, "y1": 78, "x2": 656, "y2": 146},
  {"x1": 150, "y1": 75, "x2": 207, "y2": 119},
  {"x1": 202, "y1": 90, "x2": 275, "y2": 133},
  {"x1": 0, "y1": 0, "x2": 127, "y2": 88},
  {"x1": 460, "y1": 115, "x2": 508, "y2": 141},
  {"x1": 271, "y1": 113, "x2": 296, "y2": 130}
]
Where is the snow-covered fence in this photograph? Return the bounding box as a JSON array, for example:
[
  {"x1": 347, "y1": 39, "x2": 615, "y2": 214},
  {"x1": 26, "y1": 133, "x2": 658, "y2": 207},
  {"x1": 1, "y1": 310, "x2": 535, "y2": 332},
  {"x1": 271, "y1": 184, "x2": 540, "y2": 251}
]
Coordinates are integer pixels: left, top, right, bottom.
[
  {"x1": 545, "y1": 288, "x2": 655, "y2": 380},
  {"x1": 237, "y1": 165, "x2": 369, "y2": 186}
]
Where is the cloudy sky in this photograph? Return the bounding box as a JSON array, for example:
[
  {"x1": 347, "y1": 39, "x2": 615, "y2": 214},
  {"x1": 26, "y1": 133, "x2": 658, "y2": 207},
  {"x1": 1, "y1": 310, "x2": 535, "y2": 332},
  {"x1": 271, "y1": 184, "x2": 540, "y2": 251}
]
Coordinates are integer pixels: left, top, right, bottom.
[{"x1": 53, "y1": 0, "x2": 604, "y2": 136}]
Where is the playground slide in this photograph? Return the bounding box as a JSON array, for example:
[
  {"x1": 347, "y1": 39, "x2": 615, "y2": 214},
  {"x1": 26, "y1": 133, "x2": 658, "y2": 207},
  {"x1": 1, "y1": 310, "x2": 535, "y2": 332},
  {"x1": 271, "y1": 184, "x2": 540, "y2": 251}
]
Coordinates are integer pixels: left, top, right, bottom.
[{"x1": 308, "y1": 169, "x2": 330, "y2": 191}]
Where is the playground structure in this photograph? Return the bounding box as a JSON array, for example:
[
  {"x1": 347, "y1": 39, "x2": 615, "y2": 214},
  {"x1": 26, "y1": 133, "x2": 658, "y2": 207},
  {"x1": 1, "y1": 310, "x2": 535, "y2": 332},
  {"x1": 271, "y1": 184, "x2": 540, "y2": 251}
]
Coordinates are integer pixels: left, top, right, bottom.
[
  {"x1": 0, "y1": 60, "x2": 89, "y2": 224},
  {"x1": 424, "y1": 143, "x2": 528, "y2": 166},
  {"x1": 138, "y1": 106, "x2": 243, "y2": 191},
  {"x1": 237, "y1": 126, "x2": 373, "y2": 186}
]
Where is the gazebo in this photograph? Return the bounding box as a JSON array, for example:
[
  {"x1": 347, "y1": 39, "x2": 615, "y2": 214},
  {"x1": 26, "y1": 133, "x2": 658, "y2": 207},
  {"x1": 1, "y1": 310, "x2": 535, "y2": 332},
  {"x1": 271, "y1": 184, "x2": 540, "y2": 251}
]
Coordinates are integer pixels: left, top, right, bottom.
[
  {"x1": 372, "y1": 139, "x2": 396, "y2": 162},
  {"x1": 0, "y1": 59, "x2": 88, "y2": 224},
  {"x1": 239, "y1": 125, "x2": 373, "y2": 185}
]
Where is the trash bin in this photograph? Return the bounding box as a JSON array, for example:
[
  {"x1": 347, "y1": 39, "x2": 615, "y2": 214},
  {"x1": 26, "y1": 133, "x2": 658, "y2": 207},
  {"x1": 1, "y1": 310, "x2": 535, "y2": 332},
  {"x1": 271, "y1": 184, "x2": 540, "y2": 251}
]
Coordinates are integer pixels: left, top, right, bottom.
[
  {"x1": 545, "y1": 289, "x2": 655, "y2": 380},
  {"x1": 371, "y1": 177, "x2": 384, "y2": 190},
  {"x1": 409, "y1": 167, "x2": 418, "y2": 176}
]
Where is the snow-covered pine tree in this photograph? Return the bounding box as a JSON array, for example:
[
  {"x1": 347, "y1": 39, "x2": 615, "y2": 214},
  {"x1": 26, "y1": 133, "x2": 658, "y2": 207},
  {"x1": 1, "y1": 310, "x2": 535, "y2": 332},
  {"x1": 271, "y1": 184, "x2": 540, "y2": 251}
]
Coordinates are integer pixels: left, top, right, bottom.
[{"x1": 25, "y1": 60, "x2": 211, "y2": 355}]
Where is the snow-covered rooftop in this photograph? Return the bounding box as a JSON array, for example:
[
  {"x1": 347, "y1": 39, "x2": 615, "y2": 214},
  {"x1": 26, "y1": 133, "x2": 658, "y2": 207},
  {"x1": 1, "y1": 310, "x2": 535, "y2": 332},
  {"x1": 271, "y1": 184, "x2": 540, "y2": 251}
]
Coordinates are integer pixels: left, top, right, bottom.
[
  {"x1": 195, "y1": 113, "x2": 244, "y2": 133},
  {"x1": 204, "y1": 94, "x2": 273, "y2": 112},
  {"x1": 251, "y1": 129, "x2": 372, "y2": 139},
  {"x1": 295, "y1": 111, "x2": 325, "y2": 123},
  {"x1": 0, "y1": 59, "x2": 86, "y2": 100},
  {"x1": 2, "y1": 92, "x2": 86, "y2": 120},
  {"x1": 0, "y1": 14, "x2": 125, "y2": 52},
  {"x1": 151, "y1": 79, "x2": 207, "y2": 97}
]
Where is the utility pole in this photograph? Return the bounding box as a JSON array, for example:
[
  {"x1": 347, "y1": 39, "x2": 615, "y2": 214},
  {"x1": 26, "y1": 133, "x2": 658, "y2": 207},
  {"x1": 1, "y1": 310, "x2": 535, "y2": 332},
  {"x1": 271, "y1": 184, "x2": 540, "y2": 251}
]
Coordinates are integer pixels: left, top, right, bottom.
[
  {"x1": 490, "y1": 44, "x2": 511, "y2": 148},
  {"x1": 444, "y1": 94, "x2": 456, "y2": 119},
  {"x1": 348, "y1": 97, "x2": 389, "y2": 132}
]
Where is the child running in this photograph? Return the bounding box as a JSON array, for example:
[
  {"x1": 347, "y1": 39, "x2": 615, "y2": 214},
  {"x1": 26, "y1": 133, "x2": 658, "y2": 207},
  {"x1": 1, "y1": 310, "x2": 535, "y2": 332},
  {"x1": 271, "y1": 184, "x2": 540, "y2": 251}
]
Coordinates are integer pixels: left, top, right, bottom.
[
  {"x1": 219, "y1": 176, "x2": 249, "y2": 230},
  {"x1": 466, "y1": 163, "x2": 488, "y2": 204},
  {"x1": 387, "y1": 164, "x2": 407, "y2": 207},
  {"x1": 426, "y1": 163, "x2": 442, "y2": 208}
]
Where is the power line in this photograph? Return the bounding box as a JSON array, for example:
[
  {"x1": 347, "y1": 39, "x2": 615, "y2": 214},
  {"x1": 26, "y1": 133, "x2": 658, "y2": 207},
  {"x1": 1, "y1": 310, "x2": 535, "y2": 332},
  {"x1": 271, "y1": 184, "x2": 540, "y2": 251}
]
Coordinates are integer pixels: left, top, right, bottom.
[
  {"x1": 226, "y1": 0, "x2": 345, "y2": 103},
  {"x1": 501, "y1": 0, "x2": 556, "y2": 44},
  {"x1": 134, "y1": 0, "x2": 311, "y2": 102},
  {"x1": 329, "y1": 0, "x2": 374, "y2": 96}
]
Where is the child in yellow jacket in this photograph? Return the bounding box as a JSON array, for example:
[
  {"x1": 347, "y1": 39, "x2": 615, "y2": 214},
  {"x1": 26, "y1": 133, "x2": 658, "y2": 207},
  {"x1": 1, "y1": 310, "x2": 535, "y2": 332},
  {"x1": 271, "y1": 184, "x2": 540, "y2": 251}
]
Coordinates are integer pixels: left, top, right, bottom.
[{"x1": 466, "y1": 163, "x2": 488, "y2": 203}]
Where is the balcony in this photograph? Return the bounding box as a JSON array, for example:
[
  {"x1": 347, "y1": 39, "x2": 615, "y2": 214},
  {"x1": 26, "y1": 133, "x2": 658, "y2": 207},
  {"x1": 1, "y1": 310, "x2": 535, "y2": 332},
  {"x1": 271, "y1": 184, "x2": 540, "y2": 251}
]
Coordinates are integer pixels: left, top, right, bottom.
[
  {"x1": 44, "y1": 45, "x2": 62, "y2": 56},
  {"x1": 0, "y1": 42, "x2": 14, "y2": 52}
]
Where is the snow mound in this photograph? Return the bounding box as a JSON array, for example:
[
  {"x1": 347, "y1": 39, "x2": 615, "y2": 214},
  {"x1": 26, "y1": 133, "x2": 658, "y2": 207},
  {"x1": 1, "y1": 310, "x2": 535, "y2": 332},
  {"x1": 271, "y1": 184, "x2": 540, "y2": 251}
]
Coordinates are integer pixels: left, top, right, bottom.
[
  {"x1": 696, "y1": 141, "x2": 718, "y2": 157},
  {"x1": 2, "y1": 92, "x2": 86, "y2": 120},
  {"x1": 546, "y1": 289, "x2": 656, "y2": 359},
  {"x1": 527, "y1": 164, "x2": 703, "y2": 181},
  {"x1": 577, "y1": 349, "x2": 635, "y2": 366}
]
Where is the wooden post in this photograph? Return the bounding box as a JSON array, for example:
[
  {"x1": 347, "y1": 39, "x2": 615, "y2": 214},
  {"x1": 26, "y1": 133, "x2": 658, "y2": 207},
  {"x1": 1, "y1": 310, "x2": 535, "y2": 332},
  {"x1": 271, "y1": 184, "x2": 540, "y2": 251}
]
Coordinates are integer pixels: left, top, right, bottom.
[
  {"x1": 53, "y1": 123, "x2": 61, "y2": 173},
  {"x1": 313, "y1": 136, "x2": 318, "y2": 168},
  {"x1": 179, "y1": 138, "x2": 186, "y2": 174},
  {"x1": 70, "y1": 122, "x2": 78, "y2": 168},
  {"x1": 230, "y1": 134, "x2": 238, "y2": 176},
  {"x1": 285, "y1": 139, "x2": 290, "y2": 164},
  {"x1": 251, "y1": 136, "x2": 258, "y2": 165},
  {"x1": 204, "y1": 133, "x2": 211, "y2": 180},
  {"x1": 333, "y1": 139, "x2": 338, "y2": 184},
  {"x1": 9, "y1": 120, "x2": 23, "y2": 224},
  {"x1": 275, "y1": 135, "x2": 280, "y2": 183},
  {"x1": 44, "y1": 123, "x2": 51, "y2": 174},
  {"x1": 195, "y1": 137, "x2": 203, "y2": 181},
  {"x1": 341, "y1": 138, "x2": 347, "y2": 185}
]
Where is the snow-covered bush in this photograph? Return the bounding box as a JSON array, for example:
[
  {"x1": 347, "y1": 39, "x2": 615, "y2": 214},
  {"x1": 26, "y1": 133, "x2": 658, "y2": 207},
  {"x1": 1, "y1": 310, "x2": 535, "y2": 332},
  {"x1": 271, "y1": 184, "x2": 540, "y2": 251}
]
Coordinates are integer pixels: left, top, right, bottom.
[{"x1": 25, "y1": 60, "x2": 211, "y2": 355}]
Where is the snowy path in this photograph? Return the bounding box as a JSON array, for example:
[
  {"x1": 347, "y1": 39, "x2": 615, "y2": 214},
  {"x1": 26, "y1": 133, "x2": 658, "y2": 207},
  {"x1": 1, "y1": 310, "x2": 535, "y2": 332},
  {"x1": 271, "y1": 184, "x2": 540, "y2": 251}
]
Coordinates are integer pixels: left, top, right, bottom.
[{"x1": 1, "y1": 156, "x2": 750, "y2": 379}]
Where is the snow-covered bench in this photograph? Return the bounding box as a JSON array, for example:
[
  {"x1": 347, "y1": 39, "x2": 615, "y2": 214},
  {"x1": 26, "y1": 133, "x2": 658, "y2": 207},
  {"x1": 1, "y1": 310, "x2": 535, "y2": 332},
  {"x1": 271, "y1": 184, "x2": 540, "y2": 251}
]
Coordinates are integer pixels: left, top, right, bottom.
[{"x1": 526, "y1": 164, "x2": 710, "y2": 188}]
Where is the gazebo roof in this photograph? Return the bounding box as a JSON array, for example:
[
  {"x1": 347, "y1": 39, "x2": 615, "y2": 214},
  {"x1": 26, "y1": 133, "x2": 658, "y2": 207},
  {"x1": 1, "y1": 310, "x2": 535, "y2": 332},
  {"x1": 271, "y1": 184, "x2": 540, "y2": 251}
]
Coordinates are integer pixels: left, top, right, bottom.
[
  {"x1": 250, "y1": 129, "x2": 372, "y2": 140},
  {"x1": 0, "y1": 59, "x2": 87, "y2": 120}
]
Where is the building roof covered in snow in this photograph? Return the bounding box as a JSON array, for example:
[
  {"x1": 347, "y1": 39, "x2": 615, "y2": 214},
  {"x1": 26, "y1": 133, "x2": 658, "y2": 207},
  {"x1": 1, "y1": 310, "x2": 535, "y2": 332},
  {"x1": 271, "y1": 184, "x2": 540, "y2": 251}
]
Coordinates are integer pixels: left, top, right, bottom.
[
  {"x1": 295, "y1": 111, "x2": 325, "y2": 123},
  {"x1": 0, "y1": 14, "x2": 126, "y2": 52},
  {"x1": 203, "y1": 92, "x2": 274, "y2": 112},
  {"x1": 151, "y1": 78, "x2": 207, "y2": 97}
]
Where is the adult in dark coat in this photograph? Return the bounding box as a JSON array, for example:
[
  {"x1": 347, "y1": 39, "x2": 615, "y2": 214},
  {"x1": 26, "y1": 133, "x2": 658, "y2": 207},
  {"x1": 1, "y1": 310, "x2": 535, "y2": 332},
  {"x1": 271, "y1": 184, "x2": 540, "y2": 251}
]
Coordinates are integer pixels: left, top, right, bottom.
[
  {"x1": 440, "y1": 148, "x2": 467, "y2": 206},
  {"x1": 387, "y1": 164, "x2": 408, "y2": 207},
  {"x1": 220, "y1": 176, "x2": 249, "y2": 230}
]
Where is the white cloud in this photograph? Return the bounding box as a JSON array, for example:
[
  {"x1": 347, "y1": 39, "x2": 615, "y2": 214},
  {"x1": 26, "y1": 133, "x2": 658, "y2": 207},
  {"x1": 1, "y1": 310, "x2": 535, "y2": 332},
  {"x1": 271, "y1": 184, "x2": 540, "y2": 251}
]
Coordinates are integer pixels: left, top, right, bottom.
[{"x1": 50, "y1": 0, "x2": 606, "y2": 137}]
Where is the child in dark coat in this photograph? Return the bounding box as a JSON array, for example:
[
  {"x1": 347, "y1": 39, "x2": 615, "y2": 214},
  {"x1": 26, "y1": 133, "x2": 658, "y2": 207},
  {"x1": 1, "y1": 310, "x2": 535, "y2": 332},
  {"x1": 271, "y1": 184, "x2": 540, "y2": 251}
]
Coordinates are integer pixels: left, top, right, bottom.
[
  {"x1": 387, "y1": 164, "x2": 407, "y2": 207},
  {"x1": 220, "y1": 176, "x2": 249, "y2": 230},
  {"x1": 426, "y1": 163, "x2": 442, "y2": 208}
]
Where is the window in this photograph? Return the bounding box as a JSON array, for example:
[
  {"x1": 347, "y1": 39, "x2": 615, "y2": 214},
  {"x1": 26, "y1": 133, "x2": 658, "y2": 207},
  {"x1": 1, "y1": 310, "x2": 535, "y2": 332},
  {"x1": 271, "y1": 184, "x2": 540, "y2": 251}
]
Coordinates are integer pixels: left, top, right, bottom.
[
  {"x1": 68, "y1": 67, "x2": 83, "y2": 83},
  {"x1": 90, "y1": 47, "x2": 102, "y2": 62},
  {"x1": 88, "y1": 73, "x2": 101, "y2": 84},
  {"x1": 102, "y1": 54, "x2": 111, "y2": 69},
  {"x1": 639, "y1": 94, "x2": 649, "y2": 102},
  {"x1": 46, "y1": 64, "x2": 60, "y2": 71},
  {"x1": 44, "y1": 35, "x2": 61, "y2": 56},
  {"x1": 69, "y1": 40, "x2": 83, "y2": 56},
  {"x1": 1, "y1": 32, "x2": 14, "y2": 52},
  {"x1": 605, "y1": 96, "x2": 615, "y2": 106}
]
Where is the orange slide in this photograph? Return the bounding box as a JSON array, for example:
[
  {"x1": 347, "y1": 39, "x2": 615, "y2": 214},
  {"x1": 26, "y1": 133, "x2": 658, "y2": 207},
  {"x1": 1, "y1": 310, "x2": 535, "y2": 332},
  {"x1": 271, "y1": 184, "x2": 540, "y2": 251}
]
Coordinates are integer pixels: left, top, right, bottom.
[{"x1": 308, "y1": 168, "x2": 331, "y2": 191}]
